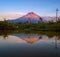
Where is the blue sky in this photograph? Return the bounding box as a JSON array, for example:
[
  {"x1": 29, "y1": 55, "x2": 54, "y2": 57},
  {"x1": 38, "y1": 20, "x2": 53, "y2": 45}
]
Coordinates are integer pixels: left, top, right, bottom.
[{"x1": 0, "y1": 0, "x2": 60, "y2": 16}]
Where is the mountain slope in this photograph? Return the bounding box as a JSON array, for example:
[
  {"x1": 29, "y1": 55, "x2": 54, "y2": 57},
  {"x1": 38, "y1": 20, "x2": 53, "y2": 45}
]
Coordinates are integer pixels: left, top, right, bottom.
[{"x1": 8, "y1": 12, "x2": 43, "y2": 23}]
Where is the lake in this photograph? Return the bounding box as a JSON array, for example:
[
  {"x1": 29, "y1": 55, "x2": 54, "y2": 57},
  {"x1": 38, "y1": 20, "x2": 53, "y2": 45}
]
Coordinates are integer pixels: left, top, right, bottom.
[{"x1": 0, "y1": 32, "x2": 60, "y2": 57}]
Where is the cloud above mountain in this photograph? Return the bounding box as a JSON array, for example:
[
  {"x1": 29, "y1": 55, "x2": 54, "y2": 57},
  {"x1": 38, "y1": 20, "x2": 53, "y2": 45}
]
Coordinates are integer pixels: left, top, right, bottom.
[{"x1": 0, "y1": 12, "x2": 25, "y2": 21}]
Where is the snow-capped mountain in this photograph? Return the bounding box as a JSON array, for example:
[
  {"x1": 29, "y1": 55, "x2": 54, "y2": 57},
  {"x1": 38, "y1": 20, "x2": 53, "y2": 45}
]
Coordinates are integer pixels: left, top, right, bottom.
[{"x1": 8, "y1": 12, "x2": 43, "y2": 23}]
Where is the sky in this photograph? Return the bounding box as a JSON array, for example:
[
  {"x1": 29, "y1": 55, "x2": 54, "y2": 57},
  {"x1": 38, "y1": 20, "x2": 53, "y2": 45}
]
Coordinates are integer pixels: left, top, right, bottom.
[{"x1": 0, "y1": 0, "x2": 60, "y2": 20}]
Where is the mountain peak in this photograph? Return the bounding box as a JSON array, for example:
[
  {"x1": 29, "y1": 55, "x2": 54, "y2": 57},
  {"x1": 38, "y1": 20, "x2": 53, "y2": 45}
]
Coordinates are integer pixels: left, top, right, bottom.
[
  {"x1": 27, "y1": 12, "x2": 35, "y2": 14},
  {"x1": 25, "y1": 12, "x2": 40, "y2": 19}
]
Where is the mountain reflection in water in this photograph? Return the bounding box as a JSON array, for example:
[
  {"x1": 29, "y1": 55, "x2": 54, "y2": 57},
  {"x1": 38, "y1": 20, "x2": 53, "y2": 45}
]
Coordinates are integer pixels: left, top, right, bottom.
[{"x1": 0, "y1": 33, "x2": 60, "y2": 57}]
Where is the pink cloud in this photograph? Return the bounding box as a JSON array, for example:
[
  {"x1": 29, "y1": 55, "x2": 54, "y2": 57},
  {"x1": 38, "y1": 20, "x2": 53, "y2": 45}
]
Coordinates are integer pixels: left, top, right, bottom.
[{"x1": 0, "y1": 12, "x2": 25, "y2": 20}]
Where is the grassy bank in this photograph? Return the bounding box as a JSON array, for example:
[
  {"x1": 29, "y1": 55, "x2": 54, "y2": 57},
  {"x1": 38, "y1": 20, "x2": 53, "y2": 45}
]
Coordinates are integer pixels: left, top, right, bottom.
[
  {"x1": 17, "y1": 21, "x2": 60, "y2": 31},
  {"x1": 0, "y1": 20, "x2": 60, "y2": 31}
]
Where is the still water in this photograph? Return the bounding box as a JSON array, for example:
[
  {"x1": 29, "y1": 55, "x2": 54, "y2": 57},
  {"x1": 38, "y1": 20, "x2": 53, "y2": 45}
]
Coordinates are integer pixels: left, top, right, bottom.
[{"x1": 0, "y1": 33, "x2": 60, "y2": 57}]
